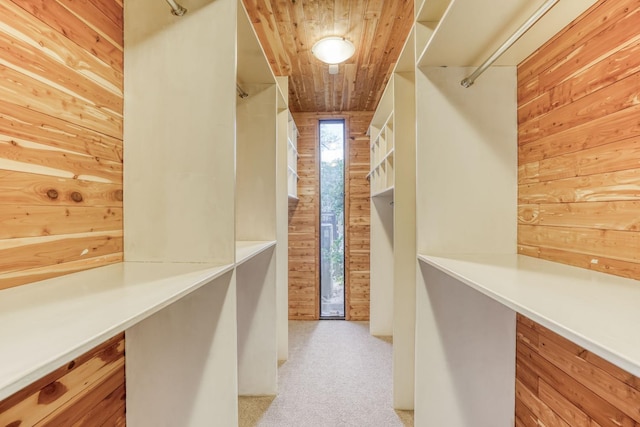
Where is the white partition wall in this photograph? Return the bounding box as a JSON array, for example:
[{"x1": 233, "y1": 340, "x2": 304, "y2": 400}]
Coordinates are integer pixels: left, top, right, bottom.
[
  {"x1": 235, "y1": 2, "x2": 279, "y2": 396},
  {"x1": 124, "y1": 0, "x2": 236, "y2": 265},
  {"x1": 414, "y1": 65, "x2": 518, "y2": 426},
  {"x1": 276, "y1": 76, "x2": 290, "y2": 361},
  {"x1": 235, "y1": 83, "x2": 278, "y2": 395},
  {"x1": 368, "y1": 29, "x2": 416, "y2": 409},
  {"x1": 127, "y1": 271, "x2": 238, "y2": 426},
  {"x1": 124, "y1": 0, "x2": 239, "y2": 424},
  {"x1": 415, "y1": 64, "x2": 518, "y2": 427}
]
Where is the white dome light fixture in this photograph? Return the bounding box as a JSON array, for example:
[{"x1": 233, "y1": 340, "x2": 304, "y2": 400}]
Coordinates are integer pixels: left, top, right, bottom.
[{"x1": 312, "y1": 37, "x2": 355, "y2": 65}]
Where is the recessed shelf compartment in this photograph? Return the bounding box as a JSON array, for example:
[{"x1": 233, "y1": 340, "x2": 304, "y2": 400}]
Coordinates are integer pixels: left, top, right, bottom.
[{"x1": 415, "y1": 0, "x2": 452, "y2": 60}]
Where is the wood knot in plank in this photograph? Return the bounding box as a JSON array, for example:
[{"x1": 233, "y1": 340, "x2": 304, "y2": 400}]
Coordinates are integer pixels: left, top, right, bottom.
[
  {"x1": 70, "y1": 192, "x2": 83, "y2": 202},
  {"x1": 46, "y1": 189, "x2": 58, "y2": 200},
  {"x1": 38, "y1": 381, "x2": 68, "y2": 405},
  {"x1": 6, "y1": 421, "x2": 22, "y2": 427},
  {"x1": 114, "y1": 189, "x2": 123, "y2": 201}
]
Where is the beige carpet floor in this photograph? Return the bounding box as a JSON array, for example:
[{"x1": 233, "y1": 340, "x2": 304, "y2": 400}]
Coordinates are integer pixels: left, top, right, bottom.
[{"x1": 239, "y1": 320, "x2": 414, "y2": 427}]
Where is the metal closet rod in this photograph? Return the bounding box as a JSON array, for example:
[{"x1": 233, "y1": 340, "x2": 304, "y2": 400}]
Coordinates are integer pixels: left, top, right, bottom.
[
  {"x1": 236, "y1": 84, "x2": 249, "y2": 98},
  {"x1": 460, "y1": 0, "x2": 559, "y2": 88},
  {"x1": 165, "y1": 0, "x2": 187, "y2": 16}
]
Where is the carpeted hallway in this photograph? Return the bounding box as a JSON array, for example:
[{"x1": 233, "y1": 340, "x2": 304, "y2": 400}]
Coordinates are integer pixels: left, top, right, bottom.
[{"x1": 239, "y1": 321, "x2": 414, "y2": 427}]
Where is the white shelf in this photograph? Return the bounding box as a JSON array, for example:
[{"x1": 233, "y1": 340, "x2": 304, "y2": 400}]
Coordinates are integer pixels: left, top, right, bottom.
[
  {"x1": 0, "y1": 261, "x2": 235, "y2": 401},
  {"x1": 371, "y1": 186, "x2": 394, "y2": 199},
  {"x1": 418, "y1": 253, "x2": 640, "y2": 378},
  {"x1": 235, "y1": 240, "x2": 277, "y2": 266}
]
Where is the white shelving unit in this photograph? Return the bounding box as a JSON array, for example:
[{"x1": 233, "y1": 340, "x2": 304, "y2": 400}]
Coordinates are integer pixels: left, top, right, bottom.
[
  {"x1": 412, "y1": 0, "x2": 602, "y2": 425},
  {"x1": 287, "y1": 112, "x2": 299, "y2": 200},
  {"x1": 276, "y1": 76, "x2": 291, "y2": 361},
  {"x1": 1, "y1": 0, "x2": 290, "y2": 423},
  {"x1": 123, "y1": 0, "x2": 240, "y2": 424},
  {"x1": 368, "y1": 113, "x2": 394, "y2": 197},
  {"x1": 368, "y1": 28, "x2": 416, "y2": 410},
  {"x1": 235, "y1": 1, "x2": 280, "y2": 396}
]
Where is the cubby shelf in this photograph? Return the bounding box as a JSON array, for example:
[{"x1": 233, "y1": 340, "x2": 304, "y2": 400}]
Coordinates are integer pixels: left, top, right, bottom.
[
  {"x1": 287, "y1": 113, "x2": 300, "y2": 200},
  {"x1": 0, "y1": 262, "x2": 234, "y2": 401}
]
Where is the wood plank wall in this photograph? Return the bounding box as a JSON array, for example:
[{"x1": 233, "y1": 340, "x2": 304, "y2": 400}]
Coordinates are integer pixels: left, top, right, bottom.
[
  {"x1": 289, "y1": 112, "x2": 372, "y2": 320},
  {"x1": 0, "y1": 333, "x2": 126, "y2": 426},
  {"x1": 0, "y1": 1, "x2": 126, "y2": 424},
  {"x1": 517, "y1": 0, "x2": 640, "y2": 279},
  {"x1": 0, "y1": 0, "x2": 124, "y2": 291},
  {"x1": 516, "y1": 315, "x2": 640, "y2": 426},
  {"x1": 516, "y1": 0, "x2": 640, "y2": 424}
]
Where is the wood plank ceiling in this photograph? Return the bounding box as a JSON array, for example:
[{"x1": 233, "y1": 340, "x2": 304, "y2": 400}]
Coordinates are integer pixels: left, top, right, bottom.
[{"x1": 242, "y1": 0, "x2": 414, "y2": 113}]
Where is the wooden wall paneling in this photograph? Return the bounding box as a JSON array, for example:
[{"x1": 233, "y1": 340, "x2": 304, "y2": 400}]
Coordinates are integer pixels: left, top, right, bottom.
[
  {"x1": 0, "y1": 2, "x2": 122, "y2": 92},
  {"x1": 10, "y1": 0, "x2": 123, "y2": 72},
  {"x1": 516, "y1": 315, "x2": 640, "y2": 426},
  {"x1": 518, "y1": 0, "x2": 640, "y2": 280},
  {"x1": 288, "y1": 112, "x2": 371, "y2": 320},
  {"x1": 0, "y1": 0, "x2": 125, "y2": 421},
  {"x1": 0, "y1": 333, "x2": 125, "y2": 426}
]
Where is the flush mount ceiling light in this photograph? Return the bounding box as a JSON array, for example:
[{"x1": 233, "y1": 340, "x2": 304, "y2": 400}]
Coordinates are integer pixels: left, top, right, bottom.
[{"x1": 312, "y1": 37, "x2": 355, "y2": 65}]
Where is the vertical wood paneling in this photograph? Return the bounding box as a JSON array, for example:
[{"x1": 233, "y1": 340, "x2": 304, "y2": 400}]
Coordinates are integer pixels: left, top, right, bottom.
[
  {"x1": 517, "y1": 0, "x2": 640, "y2": 280},
  {"x1": 516, "y1": 315, "x2": 640, "y2": 426},
  {"x1": 0, "y1": 333, "x2": 126, "y2": 426},
  {"x1": 289, "y1": 112, "x2": 372, "y2": 320},
  {"x1": 0, "y1": 0, "x2": 124, "y2": 292}
]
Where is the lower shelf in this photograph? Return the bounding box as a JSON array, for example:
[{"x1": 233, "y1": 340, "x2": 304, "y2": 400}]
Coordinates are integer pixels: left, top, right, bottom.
[
  {"x1": 418, "y1": 253, "x2": 640, "y2": 377},
  {"x1": 0, "y1": 261, "x2": 234, "y2": 401}
]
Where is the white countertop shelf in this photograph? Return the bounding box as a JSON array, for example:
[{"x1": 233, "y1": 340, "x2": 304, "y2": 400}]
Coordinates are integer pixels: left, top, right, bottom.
[
  {"x1": 235, "y1": 240, "x2": 276, "y2": 266},
  {"x1": 418, "y1": 253, "x2": 640, "y2": 377},
  {"x1": 0, "y1": 261, "x2": 235, "y2": 401}
]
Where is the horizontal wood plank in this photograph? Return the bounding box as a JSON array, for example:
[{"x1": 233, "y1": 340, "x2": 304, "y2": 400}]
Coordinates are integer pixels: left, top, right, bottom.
[
  {"x1": 518, "y1": 201, "x2": 640, "y2": 231},
  {"x1": 11, "y1": 0, "x2": 123, "y2": 72},
  {"x1": 0, "y1": 62, "x2": 122, "y2": 139},
  {"x1": 0, "y1": 99, "x2": 122, "y2": 162},
  {"x1": 0, "y1": 206, "x2": 122, "y2": 239},
  {"x1": 518, "y1": 224, "x2": 640, "y2": 263},
  {"x1": 518, "y1": 168, "x2": 640, "y2": 204},
  {"x1": 0, "y1": 169, "x2": 123, "y2": 207},
  {"x1": 0, "y1": 1, "x2": 123, "y2": 93},
  {"x1": 516, "y1": 315, "x2": 640, "y2": 427},
  {"x1": 0, "y1": 333, "x2": 124, "y2": 426},
  {"x1": 0, "y1": 230, "x2": 123, "y2": 275},
  {"x1": 0, "y1": 253, "x2": 122, "y2": 291},
  {"x1": 0, "y1": 137, "x2": 122, "y2": 184}
]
